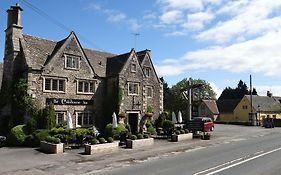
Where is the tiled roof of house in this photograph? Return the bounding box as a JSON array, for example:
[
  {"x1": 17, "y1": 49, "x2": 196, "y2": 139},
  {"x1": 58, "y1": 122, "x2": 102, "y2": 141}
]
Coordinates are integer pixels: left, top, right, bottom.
[
  {"x1": 245, "y1": 95, "x2": 281, "y2": 112},
  {"x1": 216, "y1": 99, "x2": 240, "y2": 113},
  {"x1": 136, "y1": 50, "x2": 148, "y2": 63},
  {"x1": 202, "y1": 99, "x2": 219, "y2": 114},
  {"x1": 106, "y1": 52, "x2": 131, "y2": 77},
  {"x1": 22, "y1": 34, "x2": 115, "y2": 77}
]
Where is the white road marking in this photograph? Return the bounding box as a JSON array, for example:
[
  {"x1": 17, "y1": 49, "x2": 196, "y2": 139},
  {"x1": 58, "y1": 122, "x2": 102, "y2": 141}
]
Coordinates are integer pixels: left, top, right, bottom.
[{"x1": 194, "y1": 147, "x2": 281, "y2": 175}]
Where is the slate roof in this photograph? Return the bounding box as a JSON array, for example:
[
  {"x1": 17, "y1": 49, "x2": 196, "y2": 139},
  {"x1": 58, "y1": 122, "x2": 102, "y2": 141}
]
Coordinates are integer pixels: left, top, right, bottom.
[
  {"x1": 22, "y1": 34, "x2": 116, "y2": 77},
  {"x1": 245, "y1": 95, "x2": 281, "y2": 112},
  {"x1": 216, "y1": 99, "x2": 240, "y2": 113},
  {"x1": 202, "y1": 100, "x2": 219, "y2": 114},
  {"x1": 106, "y1": 52, "x2": 131, "y2": 77},
  {"x1": 136, "y1": 50, "x2": 149, "y2": 63}
]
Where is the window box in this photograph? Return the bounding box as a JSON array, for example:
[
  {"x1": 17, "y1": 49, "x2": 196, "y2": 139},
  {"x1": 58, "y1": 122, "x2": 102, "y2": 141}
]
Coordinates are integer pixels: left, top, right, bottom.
[{"x1": 126, "y1": 138, "x2": 154, "y2": 149}]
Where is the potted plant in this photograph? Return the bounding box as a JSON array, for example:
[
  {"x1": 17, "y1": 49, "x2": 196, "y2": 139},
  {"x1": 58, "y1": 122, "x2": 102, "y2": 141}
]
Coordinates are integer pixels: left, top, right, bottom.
[
  {"x1": 40, "y1": 136, "x2": 64, "y2": 154},
  {"x1": 145, "y1": 105, "x2": 153, "y2": 117}
]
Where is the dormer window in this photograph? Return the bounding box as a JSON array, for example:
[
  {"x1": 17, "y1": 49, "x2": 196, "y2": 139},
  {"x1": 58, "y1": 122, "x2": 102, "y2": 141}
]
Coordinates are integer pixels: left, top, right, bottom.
[{"x1": 65, "y1": 55, "x2": 79, "y2": 69}]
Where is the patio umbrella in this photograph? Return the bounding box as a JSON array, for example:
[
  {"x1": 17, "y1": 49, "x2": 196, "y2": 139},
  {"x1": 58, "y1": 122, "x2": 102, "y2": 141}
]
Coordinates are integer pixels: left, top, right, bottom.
[
  {"x1": 67, "y1": 112, "x2": 73, "y2": 129},
  {"x1": 172, "y1": 111, "x2": 177, "y2": 124},
  {"x1": 178, "y1": 111, "x2": 183, "y2": 123},
  {"x1": 112, "y1": 112, "x2": 118, "y2": 129}
]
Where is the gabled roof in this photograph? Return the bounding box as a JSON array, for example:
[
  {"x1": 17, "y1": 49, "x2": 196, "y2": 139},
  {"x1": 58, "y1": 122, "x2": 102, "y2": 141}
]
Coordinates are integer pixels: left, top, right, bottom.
[
  {"x1": 245, "y1": 95, "x2": 281, "y2": 112},
  {"x1": 202, "y1": 100, "x2": 219, "y2": 114},
  {"x1": 22, "y1": 34, "x2": 57, "y2": 69},
  {"x1": 216, "y1": 99, "x2": 240, "y2": 113},
  {"x1": 136, "y1": 50, "x2": 149, "y2": 63},
  {"x1": 106, "y1": 50, "x2": 132, "y2": 77}
]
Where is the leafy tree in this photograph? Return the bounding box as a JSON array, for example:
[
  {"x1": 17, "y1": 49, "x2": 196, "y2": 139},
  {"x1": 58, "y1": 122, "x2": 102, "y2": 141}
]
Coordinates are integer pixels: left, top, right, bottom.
[
  {"x1": 160, "y1": 77, "x2": 173, "y2": 112},
  {"x1": 41, "y1": 103, "x2": 56, "y2": 130},
  {"x1": 252, "y1": 88, "x2": 258, "y2": 95}
]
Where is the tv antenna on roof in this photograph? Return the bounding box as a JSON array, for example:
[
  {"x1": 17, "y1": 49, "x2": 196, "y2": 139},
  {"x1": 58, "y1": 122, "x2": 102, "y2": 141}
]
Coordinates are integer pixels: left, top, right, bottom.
[{"x1": 132, "y1": 33, "x2": 140, "y2": 50}]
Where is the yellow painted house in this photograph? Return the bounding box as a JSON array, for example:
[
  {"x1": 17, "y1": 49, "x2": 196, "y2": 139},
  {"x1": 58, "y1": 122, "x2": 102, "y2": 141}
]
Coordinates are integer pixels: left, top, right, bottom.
[
  {"x1": 216, "y1": 99, "x2": 240, "y2": 122},
  {"x1": 234, "y1": 95, "x2": 281, "y2": 124}
]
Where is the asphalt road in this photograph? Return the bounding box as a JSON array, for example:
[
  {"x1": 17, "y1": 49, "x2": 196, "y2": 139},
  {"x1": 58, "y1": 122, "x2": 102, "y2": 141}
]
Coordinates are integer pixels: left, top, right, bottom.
[
  {"x1": 1, "y1": 124, "x2": 281, "y2": 175},
  {"x1": 96, "y1": 126, "x2": 281, "y2": 175}
]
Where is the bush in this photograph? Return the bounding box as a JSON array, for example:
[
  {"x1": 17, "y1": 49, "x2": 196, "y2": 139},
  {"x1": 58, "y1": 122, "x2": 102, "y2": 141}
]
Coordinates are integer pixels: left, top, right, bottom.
[
  {"x1": 143, "y1": 134, "x2": 149, "y2": 138},
  {"x1": 184, "y1": 129, "x2": 189, "y2": 133},
  {"x1": 180, "y1": 129, "x2": 185, "y2": 134},
  {"x1": 26, "y1": 117, "x2": 37, "y2": 134},
  {"x1": 137, "y1": 133, "x2": 143, "y2": 139},
  {"x1": 32, "y1": 129, "x2": 50, "y2": 146},
  {"x1": 131, "y1": 135, "x2": 137, "y2": 140},
  {"x1": 53, "y1": 134, "x2": 72, "y2": 143},
  {"x1": 107, "y1": 137, "x2": 114, "y2": 143},
  {"x1": 90, "y1": 138, "x2": 99, "y2": 145},
  {"x1": 104, "y1": 123, "x2": 126, "y2": 139},
  {"x1": 155, "y1": 112, "x2": 168, "y2": 128},
  {"x1": 175, "y1": 130, "x2": 181, "y2": 135},
  {"x1": 73, "y1": 128, "x2": 90, "y2": 137},
  {"x1": 8, "y1": 125, "x2": 27, "y2": 146},
  {"x1": 45, "y1": 136, "x2": 61, "y2": 144},
  {"x1": 99, "y1": 137, "x2": 106, "y2": 144},
  {"x1": 147, "y1": 126, "x2": 156, "y2": 135},
  {"x1": 24, "y1": 135, "x2": 37, "y2": 147},
  {"x1": 162, "y1": 120, "x2": 174, "y2": 130}
]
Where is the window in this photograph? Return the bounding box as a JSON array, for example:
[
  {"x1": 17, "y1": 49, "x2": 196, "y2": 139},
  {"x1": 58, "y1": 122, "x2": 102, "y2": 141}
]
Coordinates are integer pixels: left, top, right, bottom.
[
  {"x1": 77, "y1": 81, "x2": 95, "y2": 94},
  {"x1": 128, "y1": 82, "x2": 139, "y2": 95},
  {"x1": 242, "y1": 105, "x2": 248, "y2": 109},
  {"x1": 44, "y1": 78, "x2": 65, "y2": 92},
  {"x1": 144, "y1": 67, "x2": 151, "y2": 77},
  {"x1": 55, "y1": 112, "x2": 65, "y2": 125},
  {"x1": 76, "y1": 112, "x2": 94, "y2": 127},
  {"x1": 65, "y1": 55, "x2": 79, "y2": 69},
  {"x1": 147, "y1": 86, "x2": 153, "y2": 98},
  {"x1": 131, "y1": 63, "x2": 136, "y2": 72}
]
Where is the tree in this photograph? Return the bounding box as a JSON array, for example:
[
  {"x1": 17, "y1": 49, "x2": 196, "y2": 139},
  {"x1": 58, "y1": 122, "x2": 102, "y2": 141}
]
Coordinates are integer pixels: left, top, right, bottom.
[
  {"x1": 160, "y1": 77, "x2": 173, "y2": 112},
  {"x1": 252, "y1": 88, "x2": 258, "y2": 95}
]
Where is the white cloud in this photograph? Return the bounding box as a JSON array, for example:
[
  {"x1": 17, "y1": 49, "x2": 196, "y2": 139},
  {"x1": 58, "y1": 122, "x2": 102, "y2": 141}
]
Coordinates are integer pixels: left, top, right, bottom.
[
  {"x1": 107, "y1": 13, "x2": 126, "y2": 22},
  {"x1": 157, "y1": 0, "x2": 203, "y2": 11},
  {"x1": 156, "y1": 30, "x2": 281, "y2": 76},
  {"x1": 159, "y1": 10, "x2": 183, "y2": 24},
  {"x1": 182, "y1": 11, "x2": 214, "y2": 30},
  {"x1": 255, "y1": 85, "x2": 281, "y2": 97},
  {"x1": 209, "y1": 82, "x2": 222, "y2": 99}
]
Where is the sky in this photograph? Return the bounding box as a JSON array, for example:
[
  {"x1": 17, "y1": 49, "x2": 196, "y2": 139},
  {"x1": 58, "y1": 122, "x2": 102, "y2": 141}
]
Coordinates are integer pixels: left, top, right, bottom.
[{"x1": 1, "y1": 0, "x2": 281, "y2": 98}]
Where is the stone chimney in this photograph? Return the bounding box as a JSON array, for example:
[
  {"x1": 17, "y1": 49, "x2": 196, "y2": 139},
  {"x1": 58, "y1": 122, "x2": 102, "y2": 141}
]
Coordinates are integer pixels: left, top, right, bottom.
[
  {"x1": 267, "y1": 91, "x2": 273, "y2": 97},
  {"x1": 5, "y1": 3, "x2": 23, "y2": 54}
]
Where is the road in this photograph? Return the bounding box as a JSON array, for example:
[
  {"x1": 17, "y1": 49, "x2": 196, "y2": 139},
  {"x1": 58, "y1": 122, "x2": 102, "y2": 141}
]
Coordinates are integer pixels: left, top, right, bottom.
[
  {"x1": 1, "y1": 124, "x2": 281, "y2": 175},
  {"x1": 96, "y1": 126, "x2": 281, "y2": 175}
]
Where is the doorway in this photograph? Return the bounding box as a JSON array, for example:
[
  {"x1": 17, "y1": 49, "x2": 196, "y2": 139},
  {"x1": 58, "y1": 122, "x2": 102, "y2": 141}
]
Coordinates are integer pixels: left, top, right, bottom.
[{"x1": 128, "y1": 112, "x2": 139, "y2": 134}]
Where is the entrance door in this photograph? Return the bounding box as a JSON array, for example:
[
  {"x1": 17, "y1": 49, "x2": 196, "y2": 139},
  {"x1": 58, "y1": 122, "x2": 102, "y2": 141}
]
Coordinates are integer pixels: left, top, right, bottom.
[{"x1": 128, "y1": 113, "x2": 139, "y2": 134}]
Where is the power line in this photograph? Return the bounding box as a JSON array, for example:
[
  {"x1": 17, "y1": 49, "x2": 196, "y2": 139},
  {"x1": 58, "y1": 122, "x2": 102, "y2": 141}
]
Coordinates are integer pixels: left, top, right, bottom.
[{"x1": 19, "y1": 0, "x2": 105, "y2": 51}]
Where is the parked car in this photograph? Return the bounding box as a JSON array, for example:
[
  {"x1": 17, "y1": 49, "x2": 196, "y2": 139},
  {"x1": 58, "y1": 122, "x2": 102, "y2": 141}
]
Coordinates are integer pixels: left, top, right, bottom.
[
  {"x1": 187, "y1": 117, "x2": 214, "y2": 133},
  {"x1": 263, "y1": 117, "x2": 274, "y2": 128},
  {"x1": 0, "y1": 136, "x2": 6, "y2": 147}
]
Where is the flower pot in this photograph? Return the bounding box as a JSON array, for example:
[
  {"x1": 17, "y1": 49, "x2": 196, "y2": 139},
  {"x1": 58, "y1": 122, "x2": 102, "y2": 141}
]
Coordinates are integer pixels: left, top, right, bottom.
[{"x1": 40, "y1": 141, "x2": 64, "y2": 154}]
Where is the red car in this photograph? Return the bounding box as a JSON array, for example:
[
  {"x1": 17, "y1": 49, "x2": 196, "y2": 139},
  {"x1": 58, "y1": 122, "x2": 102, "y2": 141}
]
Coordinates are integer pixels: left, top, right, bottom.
[{"x1": 187, "y1": 117, "x2": 214, "y2": 132}]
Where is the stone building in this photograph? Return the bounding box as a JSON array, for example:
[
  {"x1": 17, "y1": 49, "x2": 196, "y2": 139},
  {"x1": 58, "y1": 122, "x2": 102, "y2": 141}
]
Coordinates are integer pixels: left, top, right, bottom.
[{"x1": 1, "y1": 4, "x2": 163, "y2": 132}]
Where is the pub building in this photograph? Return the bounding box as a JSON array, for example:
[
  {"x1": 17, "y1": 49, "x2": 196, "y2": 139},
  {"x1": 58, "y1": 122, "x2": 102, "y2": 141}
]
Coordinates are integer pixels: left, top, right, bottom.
[{"x1": 1, "y1": 4, "x2": 163, "y2": 133}]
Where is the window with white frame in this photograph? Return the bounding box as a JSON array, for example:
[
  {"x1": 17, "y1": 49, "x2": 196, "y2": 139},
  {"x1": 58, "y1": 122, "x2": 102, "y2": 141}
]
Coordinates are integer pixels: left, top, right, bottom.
[
  {"x1": 77, "y1": 80, "x2": 95, "y2": 94},
  {"x1": 128, "y1": 82, "x2": 139, "y2": 95},
  {"x1": 44, "y1": 78, "x2": 66, "y2": 92},
  {"x1": 76, "y1": 111, "x2": 94, "y2": 127},
  {"x1": 65, "y1": 55, "x2": 79, "y2": 69},
  {"x1": 147, "y1": 86, "x2": 153, "y2": 98},
  {"x1": 144, "y1": 67, "x2": 151, "y2": 77},
  {"x1": 55, "y1": 112, "x2": 65, "y2": 125}
]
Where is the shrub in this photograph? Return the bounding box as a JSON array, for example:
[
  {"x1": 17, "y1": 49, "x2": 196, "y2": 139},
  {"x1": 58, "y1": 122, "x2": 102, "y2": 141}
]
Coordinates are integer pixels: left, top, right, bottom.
[
  {"x1": 137, "y1": 133, "x2": 143, "y2": 139},
  {"x1": 90, "y1": 138, "x2": 99, "y2": 145},
  {"x1": 162, "y1": 120, "x2": 174, "y2": 130},
  {"x1": 175, "y1": 130, "x2": 181, "y2": 135},
  {"x1": 53, "y1": 134, "x2": 72, "y2": 143},
  {"x1": 41, "y1": 103, "x2": 56, "y2": 130},
  {"x1": 107, "y1": 137, "x2": 114, "y2": 143},
  {"x1": 180, "y1": 129, "x2": 185, "y2": 134},
  {"x1": 131, "y1": 135, "x2": 137, "y2": 140},
  {"x1": 45, "y1": 136, "x2": 61, "y2": 144},
  {"x1": 155, "y1": 112, "x2": 168, "y2": 128},
  {"x1": 143, "y1": 134, "x2": 149, "y2": 138},
  {"x1": 99, "y1": 137, "x2": 106, "y2": 144},
  {"x1": 184, "y1": 129, "x2": 189, "y2": 134},
  {"x1": 8, "y1": 125, "x2": 27, "y2": 146},
  {"x1": 32, "y1": 129, "x2": 50, "y2": 146},
  {"x1": 147, "y1": 126, "x2": 156, "y2": 135},
  {"x1": 24, "y1": 135, "x2": 37, "y2": 147},
  {"x1": 26, "y1": 117, "x2": 38, "y2": 134},
  {"x1": 104, "y1": 123, "x2": 126, "y2": 139}
]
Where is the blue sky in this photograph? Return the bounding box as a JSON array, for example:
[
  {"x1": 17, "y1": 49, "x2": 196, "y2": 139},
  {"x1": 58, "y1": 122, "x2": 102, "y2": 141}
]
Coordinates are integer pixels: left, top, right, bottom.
[{"x1": 1, "y1": 0, "x2": 281, "y2": 97}]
